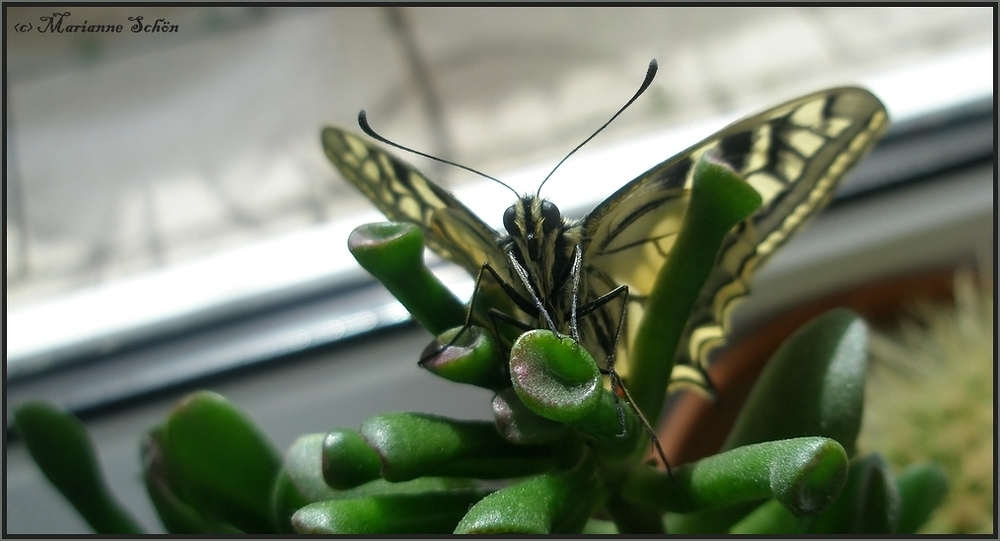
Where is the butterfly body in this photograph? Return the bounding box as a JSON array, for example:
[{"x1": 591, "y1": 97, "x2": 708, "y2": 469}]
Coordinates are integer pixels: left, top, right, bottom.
[
  {"x1": 322, "y1": 82, "x2": 888, "y2": 391},
  {"x1": 500, "y1": 197, "x2": 578, "y2": 321}
]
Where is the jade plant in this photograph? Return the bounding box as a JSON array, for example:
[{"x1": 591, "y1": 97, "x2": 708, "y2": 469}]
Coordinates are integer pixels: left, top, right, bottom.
[{"x1": 12, "y1": 157, "x2": 948, "y2": 534}]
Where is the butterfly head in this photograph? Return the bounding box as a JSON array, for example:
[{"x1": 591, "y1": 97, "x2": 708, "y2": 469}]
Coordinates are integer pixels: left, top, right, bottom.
[{"x1": 503, "y1": 197, "x2": 564, "y2": 264}]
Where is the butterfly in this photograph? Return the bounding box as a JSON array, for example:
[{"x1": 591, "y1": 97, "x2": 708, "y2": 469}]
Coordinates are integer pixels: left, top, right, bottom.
[{"x1": 321, "y1": 60, "x2": 888, "y2": 418}]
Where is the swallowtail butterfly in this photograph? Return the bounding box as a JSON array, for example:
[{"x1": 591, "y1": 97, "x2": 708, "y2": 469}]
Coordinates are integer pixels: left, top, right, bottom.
[{"x1": 322, "y1": 60, "x2": 887, "y2": 408}]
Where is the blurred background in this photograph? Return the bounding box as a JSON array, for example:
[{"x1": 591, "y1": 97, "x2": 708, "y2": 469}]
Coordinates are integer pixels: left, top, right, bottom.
[{"x1": 5, "y1": 6, "x2": 994, "y2": 533}]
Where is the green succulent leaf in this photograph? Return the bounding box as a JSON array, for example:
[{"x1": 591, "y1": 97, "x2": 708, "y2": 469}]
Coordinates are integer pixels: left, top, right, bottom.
[
  {"x1": 420, "y1": 325, "x2": 510, "y2": 390},
  {"x1": 492, "y1": 388, "x2": 571, "y2": 446},
  {"x1": 454, "y1": 452, "x2": 602, "y2": 534},
  {"x1": 728, "y1": 498, "x2": 804, "y2": 534},
  {"x1": 625, "y1": 436, "x2": 846, "y2": 516},
  {"x1": 348, "y1": 222, "x2": 467, "y2": 335},
  {"x1": 276, "y1": 432, "x2": 479, "y2": 533},
  {"x1": 13, "y1": 401, "x2": 144, "y2": 534},
  {"x1": 804, "y1": 453, "x2": 900, "y2": 533},
  {"x1": 628, "y1": 155, "x2": 763, "y2": 422},
  {"x1": 667, "y1": 309, "x2": 868, "y2": 533},
  {"x1": 507, "y1": 329, "x2": 645, "y2": 461},
  {"x1": 509, "y1": 329, "x2": 603, "y2": 423},
  {"x1": 724, "y1": 308, "x2": 869, "y2": 455},
  {"x1": 895, "y1": 462, "x2": 948, "y2": 534},
  {"x1": 359, "y1": 412, "x2": 561, "y2": 481},
  {"x1": 292, "y1": 488, "x2": 492, "y2": 534},
  {"x1": 321, "y1": 429, "x2": 383, "y2": 490},
  {"x1": 569, "y1": 386, "x2": 645, "y2": 461},
  {"x1": 142, "y1": 426, "x2": 242, "y2": 534},
  {"x1": 161, "y1": 391, "x2": 281, "y2": 533}
]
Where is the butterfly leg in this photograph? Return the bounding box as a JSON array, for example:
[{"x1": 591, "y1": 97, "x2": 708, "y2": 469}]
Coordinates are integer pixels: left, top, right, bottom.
[
  {"x1": 608, "y1": 303, "x2": 674, "y2": 478},
  {"x1": 575, "y1": 283, "x2": 631, "y2": 437},
  {"x1": 419, "y1": 260, "x2": 538, "y2": 364},
  {"x1": 505, "y1": 250, "x2": 559, "y2": 333},
  {"x1": 483, "y1": 306, "x2": 535, "y2": 344},
  {"x1": 575, "y1": 270, "x2": 673, "y2": 477},
  {"x1": 605, "y1": 297, "x2": 673, "y2": 477},
  {"x1": 561, "y1": 245, "x2": 629, "y2": 424}
]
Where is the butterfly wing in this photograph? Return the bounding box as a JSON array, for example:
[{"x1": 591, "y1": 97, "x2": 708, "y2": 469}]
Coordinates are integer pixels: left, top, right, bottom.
[
  {"x1": 322, "y1": 126, "x2": 509, "y2": 279},
  {"x1": 581, "y1": 87, "x2": 889, "y2": 389}
]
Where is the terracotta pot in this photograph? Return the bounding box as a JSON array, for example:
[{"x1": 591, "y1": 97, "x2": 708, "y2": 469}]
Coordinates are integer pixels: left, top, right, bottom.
[{"x1": 657, "y1": 265, "x2": 962, "y2": 467}]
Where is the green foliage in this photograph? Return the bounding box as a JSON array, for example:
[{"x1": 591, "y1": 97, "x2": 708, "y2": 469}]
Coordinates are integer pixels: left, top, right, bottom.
[
  {"x1": 12, "y1": 155, "x2": 948, "y2": 534},
  {"x1": 154, "y1": 391, "x2": 282, "y2": 533},
  {"x1": 628, "y1": 155, "x2": 762, "y2": 421},
  {"x1": 723, "y1": 308, "x2": 868, "y2": 455},
  {"x1": 13, "y1": 403, "x2": 144, "y2": 534},
  {"x1": 348, "y1": 222, "x2": 467, "y2": 335}
]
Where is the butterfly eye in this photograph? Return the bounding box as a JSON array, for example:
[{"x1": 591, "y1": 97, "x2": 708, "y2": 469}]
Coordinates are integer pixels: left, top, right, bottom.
[
  {"x1": 503, "y1": 205, "x2": 518, "y2": 236},
  {"x1": 540, "y1": 201, "x2": 561, "y2": 231}
]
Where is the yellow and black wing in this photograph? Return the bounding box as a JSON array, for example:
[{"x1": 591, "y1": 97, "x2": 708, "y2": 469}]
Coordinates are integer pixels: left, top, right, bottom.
[
  {"x1": 581, "y1": 87, "x2": 889, "y2": 388},
  {"x1": 321, "y1": 126, "x2": 509, "y2": 279}
]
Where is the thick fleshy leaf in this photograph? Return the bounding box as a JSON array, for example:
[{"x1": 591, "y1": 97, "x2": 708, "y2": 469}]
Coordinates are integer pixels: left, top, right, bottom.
[
  {"x1": 724, "y1": 308, "x2": 869, "y2": 455},
  {"x1": 582, "y1": 518, "x2": 620, "y2": 534},
  {"x1": 321, "y1": 429, "x2": 383, "y2": 490},
  {"x1": 895, "y1": 462, "x2": 948, "y2": 534},
  {"x1": 348, "y1": 222, "x2": 466, "y2": 334},
  {"x1": 666, "y1": 310, "x2": 869, "y2": 534},
  {"x1": 628, "y1": 155, "x2": 762, "y2": 422},
  {"x1": 420, "y1": 325, "x2": 509, "y2": 390},
  {"x1": 569, "y1": 386, "x2": 645, "y2": 460},
  {"x1": 143, "y1": 426, "x2": 241, "y2": 534},
  {"x1": 162, "y1": 391, "x2": 281, "y2": 533},
  {"x1": 492, "y1": 388, "x2": 570, "y2": 446},
  {"x1": 507, "y1": 330, "x2": 645, "y2": 460},
  {"x1": 625, "y1": 436, "x2": 846, "y2": 516},
  {"x1": 13, "y1": 402, "x2": 144, "y2": 534},
  {"x1": 275, "y1": 432, "x2": 478, "y2": 533},
  {"x1": 509, "y1": 329, "x2": 603, "y2": 423},
  {"x1": 804, "y1": 453, "x2": 900, "y2": 533},
  {"x1": 728, "y1": 498, "x2": 803, "y2": 534},
  {"x1": 293, "y1": 488, "x2": 491, "y2": 534},
  {"x1": 454, "y1": 453, "x2": 601, "y2": 534},
  {"x1": 359, "y1": 412, "x2": 561, "y2": 481}
]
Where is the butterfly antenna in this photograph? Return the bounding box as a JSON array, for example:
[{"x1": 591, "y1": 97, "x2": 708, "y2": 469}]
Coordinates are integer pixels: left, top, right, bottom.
[
  {"x1": 359, "y1": 110, "x2": 519, "y2": 197},
  {"x1": 536, "y1": 59, "x2": 658, "y2": 197}
]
